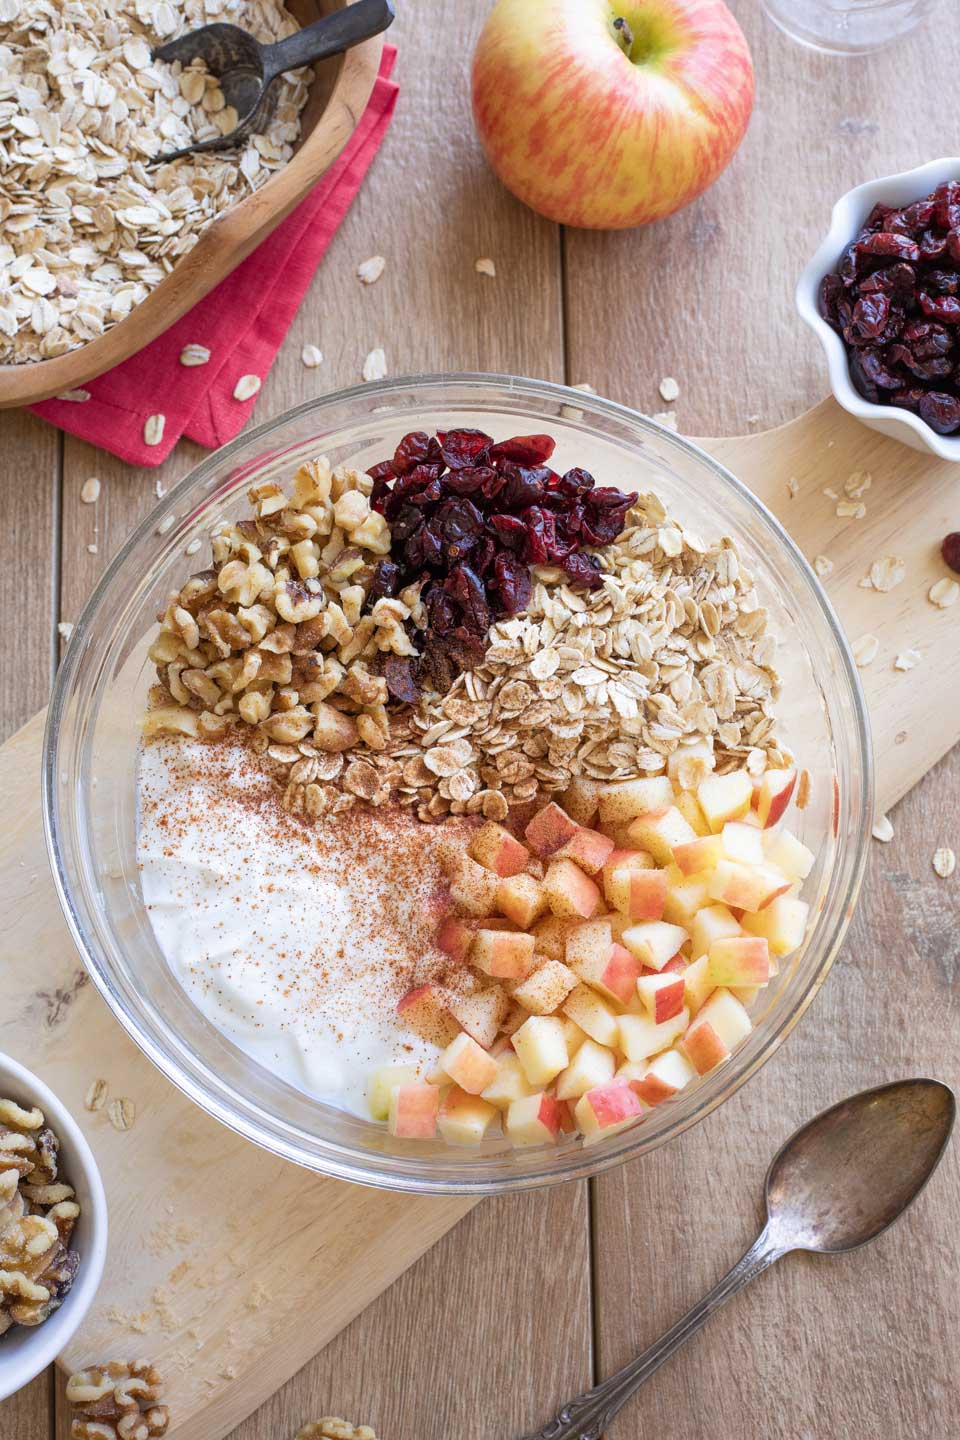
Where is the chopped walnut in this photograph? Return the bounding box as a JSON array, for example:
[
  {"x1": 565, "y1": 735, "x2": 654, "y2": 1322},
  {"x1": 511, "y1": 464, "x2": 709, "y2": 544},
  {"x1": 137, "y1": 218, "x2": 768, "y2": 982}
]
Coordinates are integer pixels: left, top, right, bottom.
[
  {"x1": 67, "y1": 1361, "x2": 169, "y2": 1439},
  {"x1": 295, "y1": 1422, "x2": 377, "y2": 1440},
  {"x1": 0, "y1": 1097, "x2": 80, "y2": 1336}
]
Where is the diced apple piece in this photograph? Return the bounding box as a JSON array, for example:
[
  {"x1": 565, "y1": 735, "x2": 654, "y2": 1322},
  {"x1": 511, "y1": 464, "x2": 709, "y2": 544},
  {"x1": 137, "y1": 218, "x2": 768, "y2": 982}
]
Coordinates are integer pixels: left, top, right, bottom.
[
  {"x1": 599, "y1": 777, "x2": 674, "y2": 826},
  {"x1": 698, "y1": 771, "x2": 753, "y2": 831},
  {"x1": 556, "y1": 826, "x2": 615, "y2": 875},
  {"x1": 662, "y1": 873, "x2": 710, "y2": 928},
  {"x1": 555, "y1": 1038, "x2": 617, "y2": 1101},
  {"x1": 448, "y1": 853, "x2": 500, "y2": 916},
  {"x1": 602, "y1": 847, "x2": 654, "y2": 905},
  {"x1": 562, "y1": 984, "x2": 620, "y2": 1047},
  {"x1": 438, "y1": 1087, "x2": 497, "y2": 1145},
  {"x1": 627, "y1": 808, "x2": 697, "y2": 865},
  {"x1": 543, "y1": 858, "x2": 601, "y2": 919},
  {"x1": 440, "y1": 1032, "x2": 499, "y2": 1095},
  {"x1": 565, "y1": 918, "x2": 611, "y2": 971},
  {"x1": 618, "y1": 1006, "x2": 690, "y2": 1062},
  {"x1": 743, "y1": 896, "x2": 810, "y2": 957},
  {"x1": 367, "y1": 1065, "x2": 419, "y2": 1122},
  {"x1": 624, "y1": 1048, "x2": 697, "y2": 1106},
  {"x1": 730, "y1": 984, "x2": 761, "y2": 1005},
  {"x1": 496, "y1": 873, "x2": 547, "y2": 928},
  {"x1": 675, "y1": 789, "x2": 712, "y2": 837},
  {"x1": 690, "y1": 903, "x2": 743, "y2": 959},
  {"x1": 721, "y1": 820, "x2": 765, "y2": 866},
  {"x1": 621, "y1": 920, "x2": 688, "y2": 972},
  {"x1": 397, "y1": 984, "x2": 459, "y2": 1048},
  {"x1": 512, "y1": 1015, "x2": 569, "y2": 1086},
  {"x1": 608, "y1": 866, "x2": 668, "y2": 921},
  {"x1": 636, "y1": 971, "x2": 686, "y2": 1023},
  {"x1": 506, "y1": 1091, "x2": 564, "y2": 1146},
  {"x1": 436, "y1": 914, "x2": 477, "y2": 963},
  {"x1": 531, "y1": 914, "x2": 574, "y2": 960},
  {"x1": 708, "y1": 936, "x2": 771, "y2": 988},
  {"x1": 672, "y1": 833, "x2": 725, "y2": 876},
  {"x1": 757, "y1": 767, "x2": 797, "y2": 828},
  {"x1": 763, "y1": 827, "x2": 815, "y2": 882},
  {"x1": 524, "y1": 802, "x2": 579, "y2": 857},
  {"x1": 471, "y1": 928, "x2": 537, "y2": 979},
  {"x1": 562, "y1": 777, "x2": 604, "y2": 826},
  {"x1": 575, "y1": 1082, "x2": 645, "y2": 1144},
  {"x1": 559, "y1": 1015, "x2": 588, "y2": 1055},
  {"x1": 449, "y1": 986, "x2": 508, "y2": 1050},
  {"x1": 481, "y1": 1052, "x2": 535, "y2": 1108},
  {"x1": 682, "y1": 989, "x2": 752, "y2": 1074},
  {"x1": 511, "y1": 959, "x2": 579, "y2": 1015},
  {"x1": 707, "y1": 859, "x2": 792, "y2": 913},
  {"x1": 682, "y1": 954, "x2": 715, "y2": 1017},
  {"x1": 569, "y1": 924, "x2": 642, "y2": 1005},
  {"x1": 469, "y1": 821, "x2": 530, "y2": 877},
  {"x1": 388, "y1": 1082, "x2": 439, "y2": 1139}
]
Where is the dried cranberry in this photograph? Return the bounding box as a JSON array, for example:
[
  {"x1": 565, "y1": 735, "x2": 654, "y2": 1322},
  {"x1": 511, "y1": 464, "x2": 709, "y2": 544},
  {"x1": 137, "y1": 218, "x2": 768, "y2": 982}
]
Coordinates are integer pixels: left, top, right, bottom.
[
  {"x1": 431, "y1": 497, "x2": 484, "y2": 562},
  {"x1": 435, "y1": 428, "x2": 493, "y2": 469},
  {"x1": 919, "y1": 391, "x2": 960, "y2": 433},
  {"x1": 367, "y1": 459, "x2": 396, "y2": 483},
  {"x1": 382, "y1": 655, "x2": 421, "y2": 704},
  {"x1": 891, "y1": 200, "x2": 935, "y2": 234},
  {"x1": 522, "y1": 507, "x2": 573, "y2": 564},
  {"x1": 487, "y1": 433, "x2": 556, "y2": 465},
  {"x1": 561, "y1": 551, "x2": 603, "y2": 589},
  {"x1": 444, "y1": 563, "x2": 492, "y2": 636},
  {"x1": 864, "y1": 202, "x2": 895, "y2": 232},
  {"x1": 942, "y1": 532, "x2": 960, "y2": 574},
  {"x1": 488, "y1": 513, "x2": 528, "y2": 550},
  {"x1": 925, "y1": 269, "x2": 960, "y2": 295},
  {"x1": 491, "y1": 552, "x2": 532, "y2": 615},
  {"x1": 849, "y1": 350, "x2": 880, "y2": 403},
  {"x1": 933, "y1": 181, "x2": 960, "y2": 231},
  {"x1": 556, "y1": 467, "x2": 596, "y2": 498},
  {"x1": 838, "y1": 241, "x2": 860, "y2": 287},
  {"x1": 860, "y1": 349, "x2": 903, "y2": 389},
  {"x1": 889, "y1": 387, "x2": 927, "y2": 413},
  {"x1": 392, "y1": 431, "x2": 431, "y2": 475},
  {"x1": 856, "y1": 232, "x2": 922, "y2": 262},
  {"x1": 496, "y1": 463, "x2": 550, "y2": 509},
  {"x1": 367, "y1": 559, "x2": 400, "y2": 605},
  {"x1": 442, "y1": 465, "x2": 497, "y2": 496},
  {"x1": 849, "y1": 293, "x2": 891, "y2": 343},
  {"x1": 920, "y1": 292, "x2": 960, "y2": 323},
  {"x1": 919, "y1": 229, "x2": 949, "y2": 260}
]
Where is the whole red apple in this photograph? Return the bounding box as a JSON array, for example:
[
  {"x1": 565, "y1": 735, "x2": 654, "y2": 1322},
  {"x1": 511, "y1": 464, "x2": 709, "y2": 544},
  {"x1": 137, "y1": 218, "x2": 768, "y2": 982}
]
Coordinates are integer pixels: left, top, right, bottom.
[{"x1": 472, "y1": 0, "x2": 754, "y2": 230}]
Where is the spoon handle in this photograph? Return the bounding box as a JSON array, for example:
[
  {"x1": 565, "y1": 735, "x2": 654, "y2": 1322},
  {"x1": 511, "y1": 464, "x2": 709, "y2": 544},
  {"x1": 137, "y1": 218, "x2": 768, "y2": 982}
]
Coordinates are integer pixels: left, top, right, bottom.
[
  {"x1": 520, "y1": 1226, "x2": 784, "y2": 1440},
  {"x1": 263, "y1": 0, "x2": 395, "y2": 80}
]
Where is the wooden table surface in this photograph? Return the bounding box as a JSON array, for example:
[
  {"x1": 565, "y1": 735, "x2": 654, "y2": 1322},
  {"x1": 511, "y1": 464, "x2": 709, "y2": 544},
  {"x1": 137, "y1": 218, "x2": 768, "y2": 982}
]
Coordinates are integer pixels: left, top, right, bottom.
[{"x1": 2, "y1": 3, "x2": 958, "y2": 1437}]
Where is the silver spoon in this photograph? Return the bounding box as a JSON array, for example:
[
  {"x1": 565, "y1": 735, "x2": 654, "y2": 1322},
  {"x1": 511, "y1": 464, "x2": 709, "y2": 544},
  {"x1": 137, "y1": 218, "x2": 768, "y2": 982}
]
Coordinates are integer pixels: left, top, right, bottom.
[
  {"x1": 522, "y1": 1078, "x2": 955, "y2": 1440},
  {"x1": 148, "y1": 0, "x2": 395, "y2": 165}
]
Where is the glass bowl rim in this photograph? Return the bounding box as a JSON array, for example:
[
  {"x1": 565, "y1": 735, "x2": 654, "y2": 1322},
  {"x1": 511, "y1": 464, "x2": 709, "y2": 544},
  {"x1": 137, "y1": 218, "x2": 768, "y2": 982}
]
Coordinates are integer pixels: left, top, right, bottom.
[{"x1": 42, "y1": 371, "x2": 874, "y2": 1194}]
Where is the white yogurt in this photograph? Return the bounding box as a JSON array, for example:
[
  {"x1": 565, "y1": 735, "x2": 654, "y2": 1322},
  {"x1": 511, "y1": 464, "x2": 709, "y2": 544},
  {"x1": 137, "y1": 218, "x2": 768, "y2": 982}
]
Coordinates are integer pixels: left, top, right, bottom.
[{"x1": 136, "y1": 737, "x2": 473, "y2": 1118}]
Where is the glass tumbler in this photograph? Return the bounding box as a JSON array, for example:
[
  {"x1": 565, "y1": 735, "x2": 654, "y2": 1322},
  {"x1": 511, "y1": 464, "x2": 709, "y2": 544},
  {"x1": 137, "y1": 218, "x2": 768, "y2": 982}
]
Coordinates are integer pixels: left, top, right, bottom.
[{"x1": 760, "y1": 0, "x2": 935, "y2": 55}]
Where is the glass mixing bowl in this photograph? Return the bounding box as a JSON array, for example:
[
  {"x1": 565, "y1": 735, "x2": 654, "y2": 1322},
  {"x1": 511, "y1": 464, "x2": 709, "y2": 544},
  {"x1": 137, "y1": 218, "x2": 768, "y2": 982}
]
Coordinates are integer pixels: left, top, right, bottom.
[{"x1": 43, "y1": 375, "x2": 872, "y2": 1194}]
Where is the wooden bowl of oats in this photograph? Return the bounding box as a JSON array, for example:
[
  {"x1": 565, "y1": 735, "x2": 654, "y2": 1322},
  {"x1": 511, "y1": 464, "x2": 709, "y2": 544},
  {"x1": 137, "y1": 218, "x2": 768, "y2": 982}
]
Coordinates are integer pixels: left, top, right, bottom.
[{"x1": 0, "y1": 0, "x2": 384, "y2": 408}]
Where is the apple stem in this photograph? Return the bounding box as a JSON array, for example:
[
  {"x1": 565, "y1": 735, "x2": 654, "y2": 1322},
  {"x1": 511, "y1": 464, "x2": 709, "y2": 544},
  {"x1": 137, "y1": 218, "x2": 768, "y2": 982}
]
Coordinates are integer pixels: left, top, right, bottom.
[{"x1": 613, "y1": 16, "x2": 634, "y2": 56}]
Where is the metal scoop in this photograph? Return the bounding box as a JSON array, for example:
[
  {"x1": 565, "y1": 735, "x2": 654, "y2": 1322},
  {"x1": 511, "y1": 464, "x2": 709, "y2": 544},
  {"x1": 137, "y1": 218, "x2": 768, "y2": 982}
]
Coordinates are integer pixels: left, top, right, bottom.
[
  {"x1": 149, "y1": 0, "x2": 395, "y2": 165},
  {"x1": 522, "y1": 1078, "x2": 955, "y2": 1440}
]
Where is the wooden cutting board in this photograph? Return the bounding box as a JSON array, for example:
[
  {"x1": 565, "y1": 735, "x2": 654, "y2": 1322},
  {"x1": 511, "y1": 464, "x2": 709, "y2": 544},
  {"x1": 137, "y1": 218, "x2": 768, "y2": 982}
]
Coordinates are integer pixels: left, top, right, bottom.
[{"x1": 1, "y1": 397, "x2": 957, "y2": 1440}]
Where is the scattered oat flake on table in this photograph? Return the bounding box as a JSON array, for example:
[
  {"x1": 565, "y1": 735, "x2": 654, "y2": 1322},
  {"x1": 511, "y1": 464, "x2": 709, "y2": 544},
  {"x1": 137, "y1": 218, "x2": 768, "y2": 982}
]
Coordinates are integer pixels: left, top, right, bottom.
[
  {"x1": 475, "y1": 257, "x2": 496, "y2": 277},
  {"x1": 872, "y1": 814, "x2": 894, "y2": 843},
  {"x1": 813, "y1": 554, "x2": 834, "y2": 580},
  {"x1": 179, "y1": 344, "x2": 210, "y2": 368},
  {"x1": 929, "y1": 577, "x2": 959, "y2": 608},
  {"x1": 155, "y1": 479, "x2": 165, "y2": 499},
  {"x1": 58, "y1": 389, "x2": 90, "y2": 403},
  {"x1": 108, "y1": 1097, "x2": 136, "y2": 1131},
  {"x1": 823, "y1": 487, "x2": 839, "y2": 501},
  {"x1": 356, "y1": 255, "x2": 386, "y2": 284},
  {"x1": 233, "y1": 374, "x2": 261, "y2": 402},
  {"x1": 144, "y1": 414, "x2": 165, "y2": 447},
  {"x1": 84, "y1": 1079, "x2": 108, "y2": 1112},
  {"x1": 301, "y1": 344, "x2": 323, "y2": 369},
  {"x1": 362, "y1": 347, "x2": 387, "y2": 382},
  {"x1": 836, "y1": 500, "x2": 867, "y2": 520},
  {"x1": 933, "y1": 847, "x2": 956, "y2": 878},
  {"x1": 156, "y1": 514, "x2": 175, "y2": 536},
  {"x1": 652, "y1": 410, "x2": 678, "y2": 431},
  {"x1": 80, "y1": 477, "x2": 100, "y2": 504},
  {"x1": 787, "y1": 477, "x2": 799, "y2": 499},
  {"x1": 852, "y1": 634, "x2": 879, "y2": 667},
  {"x1": 87, "y1": 542, "x2": 98, "y2": 554},
  {"x1": 572, "y1": 382, "x2": 596, "y2": 393},
  {"x1": 870, "y1": 554, "x2": 906, "y2": 592},
  {"x1": 185, "y1": 537, "x2": 202, "y2": 556},
  {"x1": 895, "y1": 648, "x2": 921, "y2": 671},
  {"x1": 295, "y1": 1423, "x2": 377, "y2": 1440},
  {"x1": 659, "y1": 376, "x2": 680, "y2": 403},
  {"x1": 57, "y1": 621, "x2": 74, "y2": 644},
  {"x1": 845, "y1": 470, "x2": 873, "y2": 499}
]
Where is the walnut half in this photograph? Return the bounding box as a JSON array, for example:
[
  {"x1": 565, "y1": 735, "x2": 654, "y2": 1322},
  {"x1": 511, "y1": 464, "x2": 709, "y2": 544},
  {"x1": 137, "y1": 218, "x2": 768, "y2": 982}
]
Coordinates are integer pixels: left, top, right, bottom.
[{"x1": 67, "y1": 1361, "x2": 169, "y2": 1440}]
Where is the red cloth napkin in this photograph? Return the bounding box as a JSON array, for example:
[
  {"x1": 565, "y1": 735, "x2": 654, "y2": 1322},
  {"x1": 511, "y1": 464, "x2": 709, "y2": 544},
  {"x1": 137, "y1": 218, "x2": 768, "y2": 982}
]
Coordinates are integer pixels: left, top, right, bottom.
[{"x1": 31, "y1": 46, "x2": 398, "y2": 468}]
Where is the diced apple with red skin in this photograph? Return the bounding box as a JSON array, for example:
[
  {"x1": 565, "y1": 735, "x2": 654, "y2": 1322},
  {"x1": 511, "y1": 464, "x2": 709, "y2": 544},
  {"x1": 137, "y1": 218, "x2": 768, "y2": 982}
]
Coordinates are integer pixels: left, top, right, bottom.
[
  {"x1": 601, "y1": 847, "x2": 654, "y2": 906},
  {"x1": 562, "y1": 984, "x2": 620, "y2": 1047},
  {"x1": 682, "y1": 989, "x2": 752, "y2": 1075},
  {"x1": 618, "y1": 1006, "x2": 690, "y2": 1062},
  {"x1": 599, "y1": 776, "x2": 674, "y2": 826},
  {"x1": 697, "y1": 771, "x2": 753, "y2": 832},
  {"x1": 662, "y1": 872, "x2": 709, "y2": 928},
  {"x1": 672, "y1": 833, "x2": 724, "y2": 877},
  {"x1": 397, "y1": 984, "x2": 459, "y2": 1048},
  {"x1": 367, "y1": 1065, "x2": 419, "y2": 1122},
  {"x1": 575, "y1": 1082, "x2": 645, "y2": 1144},
  {"x1": 512, "y1": 1015, "x2": 569, "y2": 1086},
  {"x1": 532, "y1": 914, "x2": 575, "y2": 960},
  {"x1": 440, "y1": 1032, "x2": 499, "y2": 1095},
  {"x1": 543, "y1": 857, "x2": 601, "y2": 919},
  {"x1": 436, "y1": 914, "x2": 476, "y2": 963},
  {"x1": 608, "y1": 865, "x2": 668, "y2": 921},
  {"x1": 496, "y1": 873, "x2": 547, "y2": 928},
  {"x1": 763, "y1": 827, "x2": 815, "y2": 882},
  {"x1": 481, "y1": 1052, "x2": 534, "y2": 1108},
  {"x1": 743, "y1": 895, "x2": 810, "y2": 957},
  {"x1": 681, "y1": 953, "x2": 716, "y2": 1017},
  {"x1": 721, "y1": 820, "x2": 765, "y2": 866},
  {"x1": 568, "y1": 920, "x2": 642, "y2": 1005},
  {"x1": 448, "y1": 986, "x2": 508, "y2": 1050},
  {"x1": 524, "y1": 801, "x2": 580, "y2": 857},
  {"x1": 624, "y1": 1048, "x2": 697, "y2": 1106},
  {"x1": 707, "y1": 858, "x2": 791, "y2": 913},
  {"x1": 562, "y1": 776, "x2": 604, "y2": 826},
  {"x1": 708, "y1": 936, "x2": 771, "y2": 988},
  {"x1": 757, "y1": 767, "x2": 797, "y2": 828},
  {"x1": 511, "y1": 959, "x2": 579, "y2": 1015},
  {"x1": 621, "y1": 920, "x2": 688, "y2": 971},
  {"x1": 555, "y1": 825, "x2": 615, "y2": 875},
  {"x1": 506, "y1": 1091, "x2": 564, "y2": 1146},
  {"x1": 438, "y1": 1087, "x2": 498, "y2": 1146},
  {"x1": 627, "y1": 808, "x2": 698, "y2": 865},
  {"x1": 690, "y1": 903, "x2": 743, "y2": 959},
  {"x1": 471, "y1": 927, "x2": 537, "y2": 979},
  {"x1": 448, "y1": 853, "x2": 500, "y2": 916},
  {"x1": 555, "y1": 1038, "x2": 616, "y2": 1101},
  {"x1": 388, "y1": 1082, "x2": 440, "y2": 1140},
  {"x1": 636, "y1": 970, "x2": 686, "y2": 1023},
  {"x1": 469, "y1": 820, "x2": 530, "y2": 878}
]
